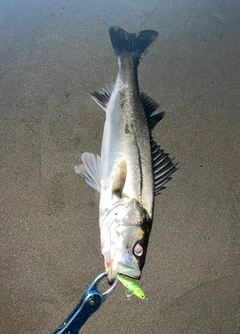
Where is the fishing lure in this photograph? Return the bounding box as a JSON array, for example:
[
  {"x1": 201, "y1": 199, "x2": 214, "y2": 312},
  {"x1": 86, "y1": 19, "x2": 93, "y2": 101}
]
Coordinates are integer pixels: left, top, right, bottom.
[{"x1": 117, "y1": 274, "x2": 146, "y2": 300}]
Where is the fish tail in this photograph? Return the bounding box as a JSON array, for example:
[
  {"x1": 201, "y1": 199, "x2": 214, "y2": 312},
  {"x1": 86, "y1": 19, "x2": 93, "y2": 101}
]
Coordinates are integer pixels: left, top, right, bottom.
[{"x1": 109, "y1": 26, "x2": 158, "y2": 66}]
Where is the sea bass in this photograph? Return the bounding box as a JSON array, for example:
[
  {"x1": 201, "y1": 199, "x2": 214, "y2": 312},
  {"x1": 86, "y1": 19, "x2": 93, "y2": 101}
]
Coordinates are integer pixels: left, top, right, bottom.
[{"x1": 75, "y1": 26, "x2": 177, "y2": 283}]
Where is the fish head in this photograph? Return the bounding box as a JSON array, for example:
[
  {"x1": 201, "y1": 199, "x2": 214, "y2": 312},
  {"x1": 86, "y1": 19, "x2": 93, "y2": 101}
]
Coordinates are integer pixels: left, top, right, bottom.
[{"x1": 101, "y1": 197, "x2": 152, "y2": 283}]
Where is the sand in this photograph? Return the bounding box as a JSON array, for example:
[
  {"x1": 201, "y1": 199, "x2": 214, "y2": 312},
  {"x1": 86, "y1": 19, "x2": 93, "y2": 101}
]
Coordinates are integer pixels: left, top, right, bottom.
[{"x1": 1, "y1": 0, "x2": 240, "y2": 333}]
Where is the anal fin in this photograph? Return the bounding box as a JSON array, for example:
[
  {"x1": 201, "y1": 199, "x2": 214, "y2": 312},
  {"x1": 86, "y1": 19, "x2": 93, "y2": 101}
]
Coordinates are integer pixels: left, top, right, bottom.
[{"x1": 91, "y1": 86, "x2": 113, "y2": 111}]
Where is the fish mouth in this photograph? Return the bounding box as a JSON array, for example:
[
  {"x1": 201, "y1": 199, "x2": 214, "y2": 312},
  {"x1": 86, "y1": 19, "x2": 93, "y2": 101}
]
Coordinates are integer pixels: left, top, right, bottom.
[{"x1": 108, "y1": 261, "x2": 141, "y2": 283}]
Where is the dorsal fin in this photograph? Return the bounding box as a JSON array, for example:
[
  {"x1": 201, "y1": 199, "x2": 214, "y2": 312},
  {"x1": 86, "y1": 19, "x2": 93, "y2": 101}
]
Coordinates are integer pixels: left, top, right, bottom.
[
  {"x1": 141, "y1": 92, "x2": 164, "y2": 130},
  {"x1": 151, "y1": 139, "x2": 178, "y2": 195},
  {"x1": 141, "y1": 92, "x2": 159, "y2": 115},
  {"x1": 148, "y1": 112, "x2": 165, "y2": 130}
]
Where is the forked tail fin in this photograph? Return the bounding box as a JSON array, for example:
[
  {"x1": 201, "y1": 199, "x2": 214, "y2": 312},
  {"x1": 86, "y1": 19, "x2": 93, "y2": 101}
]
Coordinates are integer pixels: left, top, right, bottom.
[{"x1": 109, "y1": 26, "x2": 158, "y2": 66}]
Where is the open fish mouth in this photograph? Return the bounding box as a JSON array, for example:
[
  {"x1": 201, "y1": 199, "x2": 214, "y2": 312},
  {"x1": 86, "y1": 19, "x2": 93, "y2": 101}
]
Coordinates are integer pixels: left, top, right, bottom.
[
  {"x1": 117, "y1": 262, "x2": 141, "y2": 278},
  {"x1": 108, "y1": 261, "x2": 141, "y2": 283}
]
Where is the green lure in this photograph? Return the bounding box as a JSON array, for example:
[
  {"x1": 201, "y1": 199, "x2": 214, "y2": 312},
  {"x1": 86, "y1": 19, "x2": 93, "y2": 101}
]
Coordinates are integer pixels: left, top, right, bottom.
[{"x1": 117, "y1": 274, "x2": 146, "y2": 300}]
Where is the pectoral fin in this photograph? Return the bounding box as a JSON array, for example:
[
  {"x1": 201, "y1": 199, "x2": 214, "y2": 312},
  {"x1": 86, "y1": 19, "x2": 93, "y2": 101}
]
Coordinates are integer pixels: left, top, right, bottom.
[
  {"x1": 111, "y1": 160, "x2": 127, "y2": 198},
  {"x1": 75, "y1": 153, "x2": 102, "y2": 192}
]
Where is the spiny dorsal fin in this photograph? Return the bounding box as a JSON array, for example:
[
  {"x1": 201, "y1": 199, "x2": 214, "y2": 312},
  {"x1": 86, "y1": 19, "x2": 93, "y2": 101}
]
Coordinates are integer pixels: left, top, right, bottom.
[
  {"x1": 91, "y1": 86, "x2": 113, "y2": 111},
  {"x1": 141, "y1": 92, "x2": 164, "y2": 130},
  {"x1": 151, "y1": 139, "x2": 177, "y2": 195},
  {"x1": 75, "y1": 153, "x2": 102, "y2": 192}
]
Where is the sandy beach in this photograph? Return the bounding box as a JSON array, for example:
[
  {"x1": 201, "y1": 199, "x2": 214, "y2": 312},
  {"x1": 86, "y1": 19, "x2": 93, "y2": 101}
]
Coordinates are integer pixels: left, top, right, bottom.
[{"x1": 1, "y1": 1, "x2": 239, "y2": 333}]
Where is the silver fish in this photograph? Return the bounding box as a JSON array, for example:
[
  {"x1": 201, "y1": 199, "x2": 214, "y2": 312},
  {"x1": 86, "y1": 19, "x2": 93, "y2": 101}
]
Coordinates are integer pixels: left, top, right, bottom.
[{"x1": 75, "y1": 26, "x2": 177, "y2": 283}]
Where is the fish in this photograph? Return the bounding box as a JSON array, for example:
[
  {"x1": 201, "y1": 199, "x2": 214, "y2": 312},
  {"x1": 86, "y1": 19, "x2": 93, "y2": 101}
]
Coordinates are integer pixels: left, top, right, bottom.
[{"x1": 75, "y1": 26, "x2": 177, "y2": 283}]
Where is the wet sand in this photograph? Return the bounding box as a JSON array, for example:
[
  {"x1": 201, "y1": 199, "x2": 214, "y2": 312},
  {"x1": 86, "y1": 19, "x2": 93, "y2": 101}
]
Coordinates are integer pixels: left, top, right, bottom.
[{"x1": 1, "y1": 1, "x2": 240, "y2": 333}]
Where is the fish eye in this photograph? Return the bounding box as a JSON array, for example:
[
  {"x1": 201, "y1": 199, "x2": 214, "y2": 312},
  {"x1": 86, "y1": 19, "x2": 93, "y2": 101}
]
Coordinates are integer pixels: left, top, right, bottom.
[{"x1": 133, "y1": 243, "x2": 144, "y2": 256}]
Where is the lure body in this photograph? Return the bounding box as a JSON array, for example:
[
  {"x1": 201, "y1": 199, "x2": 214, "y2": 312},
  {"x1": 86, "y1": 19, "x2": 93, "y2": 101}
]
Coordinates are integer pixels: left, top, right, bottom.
[{"x1": 117, "y1": 274, "x2": 146, "y2": 300}]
